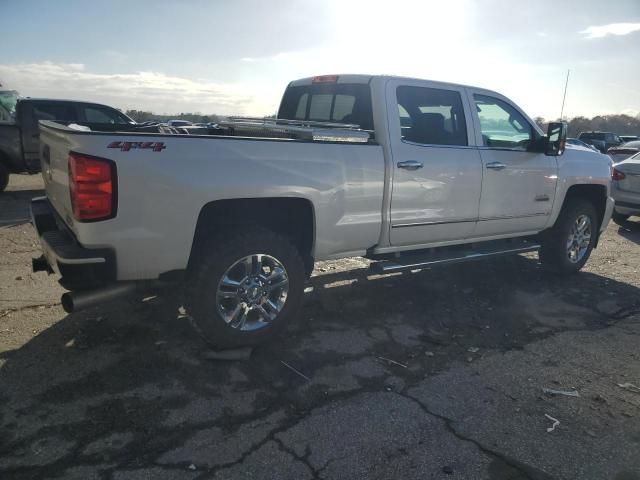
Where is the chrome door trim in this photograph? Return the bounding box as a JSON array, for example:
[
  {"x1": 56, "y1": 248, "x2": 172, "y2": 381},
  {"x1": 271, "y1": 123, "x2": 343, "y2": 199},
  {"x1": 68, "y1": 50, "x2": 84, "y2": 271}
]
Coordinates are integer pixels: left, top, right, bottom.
[
  {"x1": 391, "y1": 218, "x2": 477, "y2": 228},
  {"x1": 391, "y1": 212, "x2": 547, "y2": 229}
]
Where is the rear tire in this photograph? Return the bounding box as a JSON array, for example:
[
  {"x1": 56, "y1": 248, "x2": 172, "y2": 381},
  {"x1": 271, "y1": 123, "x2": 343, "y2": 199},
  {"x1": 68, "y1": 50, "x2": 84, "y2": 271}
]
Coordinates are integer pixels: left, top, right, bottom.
[
  {"x1": 185, "y1": 227, "x2": 305, "y2": 348},
  {"x1": 0, "y1": 163, "x2": 9, "y2": 193},
  {"x1": 539, "y1": 198, "x2": 597, "y2": 274},
  {"x1": 612, "y1": 211, "x2": 630, "y2": 226}
]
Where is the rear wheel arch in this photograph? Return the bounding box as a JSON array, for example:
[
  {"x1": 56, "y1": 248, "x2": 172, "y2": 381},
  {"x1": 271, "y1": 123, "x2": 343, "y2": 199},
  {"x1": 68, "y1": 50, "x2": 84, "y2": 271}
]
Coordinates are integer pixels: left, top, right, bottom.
[{"x1": 187, "y1": 197, "x2": 316, "y2": 276}]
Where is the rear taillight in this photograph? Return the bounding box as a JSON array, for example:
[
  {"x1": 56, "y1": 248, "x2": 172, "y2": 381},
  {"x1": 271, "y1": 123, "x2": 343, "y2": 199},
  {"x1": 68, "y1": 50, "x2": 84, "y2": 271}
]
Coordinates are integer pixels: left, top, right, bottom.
[
  {"x1": 68, "y1": 153, "x2": 116, "y2": 221},
  {"x1": 612, "y1": 167, "x2": 626, "y2": 181}
]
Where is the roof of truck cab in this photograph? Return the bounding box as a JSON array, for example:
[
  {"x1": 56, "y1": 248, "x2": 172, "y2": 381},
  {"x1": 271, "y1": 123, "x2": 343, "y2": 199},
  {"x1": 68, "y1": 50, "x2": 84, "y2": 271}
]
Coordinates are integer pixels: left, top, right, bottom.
[
  {"x1": 288, "y1": 74, "x2": 502, "y2": 95},
  {"x1": 19, "y1": 98, "x2": 118, "y2": 107}
]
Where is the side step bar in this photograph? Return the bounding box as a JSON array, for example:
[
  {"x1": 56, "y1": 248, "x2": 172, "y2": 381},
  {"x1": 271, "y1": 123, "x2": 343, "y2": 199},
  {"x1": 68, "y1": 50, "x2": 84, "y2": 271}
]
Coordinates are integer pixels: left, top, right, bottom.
[{"x1": 370, "y1": 239, "x2": 540, "y2": 274}]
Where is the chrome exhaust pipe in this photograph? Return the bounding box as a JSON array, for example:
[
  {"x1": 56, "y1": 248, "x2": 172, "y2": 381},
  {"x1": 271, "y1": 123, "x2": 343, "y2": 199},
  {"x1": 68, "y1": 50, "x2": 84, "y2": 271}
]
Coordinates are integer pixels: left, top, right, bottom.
[{"x1": 61, "y1": 283, "x2": 137, "y2": 313}]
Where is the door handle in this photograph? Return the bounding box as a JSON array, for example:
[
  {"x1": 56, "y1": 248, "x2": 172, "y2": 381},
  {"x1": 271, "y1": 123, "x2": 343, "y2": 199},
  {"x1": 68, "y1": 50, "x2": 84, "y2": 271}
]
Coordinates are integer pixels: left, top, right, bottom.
[
  {"x1": 397, "y1": 160, "x2": 424, "y2": 170},
  {"x1": 486, "y1": 162, "x2": 506, "y2": 170}
]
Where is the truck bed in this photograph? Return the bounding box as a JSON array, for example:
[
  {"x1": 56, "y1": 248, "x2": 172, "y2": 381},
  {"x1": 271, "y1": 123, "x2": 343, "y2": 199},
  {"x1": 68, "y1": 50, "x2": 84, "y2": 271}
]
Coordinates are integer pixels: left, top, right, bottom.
[{"x1": 38, "y1": 120, "x2": 386, "y2": 280}]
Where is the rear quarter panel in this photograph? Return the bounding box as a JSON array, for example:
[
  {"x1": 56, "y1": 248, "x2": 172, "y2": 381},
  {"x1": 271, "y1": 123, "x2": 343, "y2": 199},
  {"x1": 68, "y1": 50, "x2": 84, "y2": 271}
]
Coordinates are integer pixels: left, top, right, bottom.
[{"x1": 40, "y1": 126, "x2": 385, "y2": 280}]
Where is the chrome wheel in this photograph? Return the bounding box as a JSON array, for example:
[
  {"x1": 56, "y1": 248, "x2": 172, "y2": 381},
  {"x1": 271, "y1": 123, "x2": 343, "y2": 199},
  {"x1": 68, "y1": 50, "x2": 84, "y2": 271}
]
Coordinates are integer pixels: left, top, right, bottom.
[
  {"x1": 216, "y1": 254, "x2": 289, "y2": 331},
  {"x1": 566, "y1": 214, "x2": 592, "y2": 263}
]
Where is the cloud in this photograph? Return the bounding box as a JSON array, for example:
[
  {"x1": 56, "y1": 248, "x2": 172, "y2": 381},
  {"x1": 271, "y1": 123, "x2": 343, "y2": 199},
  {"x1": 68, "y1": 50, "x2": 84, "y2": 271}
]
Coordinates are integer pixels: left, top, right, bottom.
[
  {"x1": 579, "y1": 22, "x2": 640, "y2": 39},
  {"x1": 622, "y1": 108, "x2": 639, "y2": 117},
  {"x1": 0, "y1": 61, "x2": 259, "y2": 115}
]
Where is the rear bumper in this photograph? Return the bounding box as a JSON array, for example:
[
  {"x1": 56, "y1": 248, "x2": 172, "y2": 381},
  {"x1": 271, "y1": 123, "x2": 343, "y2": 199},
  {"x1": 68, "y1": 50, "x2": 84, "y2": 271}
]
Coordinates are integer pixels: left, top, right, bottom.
[
  {"x1": 31, "y1": 197, "x2": 116, "y2": 290},
  {"x1": 612, "y1": 184, "x2": 640, "y2": 215},
  {"x1": 615, "y1": 200, "x2": 640, "y2": 215}
]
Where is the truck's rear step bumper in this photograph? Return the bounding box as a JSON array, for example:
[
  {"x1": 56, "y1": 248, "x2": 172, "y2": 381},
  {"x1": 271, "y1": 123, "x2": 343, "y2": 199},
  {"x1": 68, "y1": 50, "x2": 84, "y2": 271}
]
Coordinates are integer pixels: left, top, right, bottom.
[
  {"x1": 370, "y1": 238, "x2": 540, "y2": 274},
  {"x1": 31, "y1": 197, "x2": 116, "y2": 290}
]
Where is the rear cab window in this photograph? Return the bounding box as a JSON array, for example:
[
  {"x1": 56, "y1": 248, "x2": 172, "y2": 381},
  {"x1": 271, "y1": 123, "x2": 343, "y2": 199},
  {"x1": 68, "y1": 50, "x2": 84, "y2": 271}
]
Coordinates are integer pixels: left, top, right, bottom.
[
  {"x1": 31, "y1": 102, "x2": 76, "y2": 125},
  {"x1": 278, "y1": 83, "x2": 374, "y2": 131}
]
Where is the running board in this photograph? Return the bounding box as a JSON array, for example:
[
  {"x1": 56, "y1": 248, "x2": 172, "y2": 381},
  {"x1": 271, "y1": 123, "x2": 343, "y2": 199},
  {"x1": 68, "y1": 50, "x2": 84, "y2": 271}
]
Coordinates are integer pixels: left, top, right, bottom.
[{"x1": 370, "y1": 239, "x2": 540, "y2": 274}]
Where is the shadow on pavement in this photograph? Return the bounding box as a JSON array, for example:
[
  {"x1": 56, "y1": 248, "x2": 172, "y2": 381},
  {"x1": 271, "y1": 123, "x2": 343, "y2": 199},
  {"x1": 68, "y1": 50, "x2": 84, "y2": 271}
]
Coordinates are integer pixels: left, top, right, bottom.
[
  {"x1": 1, "y1": 253, "x2": 639, "y2": 478},
  {"x1": 0, "y1": 189, "x2": 44, "y2": 226},
  {"x1": 616, "y1": 218, "x2": 640, "y2": 245}
]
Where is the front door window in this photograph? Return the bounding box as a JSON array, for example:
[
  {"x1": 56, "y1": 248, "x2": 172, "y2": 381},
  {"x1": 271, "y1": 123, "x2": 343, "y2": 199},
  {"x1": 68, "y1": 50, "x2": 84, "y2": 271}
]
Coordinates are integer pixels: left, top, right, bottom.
[{"x1": 474, "y1": 94, "x2": 534, "y2": 150}]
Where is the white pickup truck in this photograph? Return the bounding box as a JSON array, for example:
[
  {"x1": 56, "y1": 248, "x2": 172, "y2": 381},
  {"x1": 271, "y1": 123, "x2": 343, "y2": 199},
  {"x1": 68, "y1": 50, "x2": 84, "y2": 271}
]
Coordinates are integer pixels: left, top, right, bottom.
[{"x1": 32, "y1": 74, "x2": 614, "y2": 347}]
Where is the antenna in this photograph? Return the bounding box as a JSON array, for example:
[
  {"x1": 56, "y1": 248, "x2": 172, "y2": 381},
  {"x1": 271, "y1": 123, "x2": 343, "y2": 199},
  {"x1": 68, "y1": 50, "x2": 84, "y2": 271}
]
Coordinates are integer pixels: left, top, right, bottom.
[{"x1": 559, "y1": 69, "x2": 570, "y2": 120}]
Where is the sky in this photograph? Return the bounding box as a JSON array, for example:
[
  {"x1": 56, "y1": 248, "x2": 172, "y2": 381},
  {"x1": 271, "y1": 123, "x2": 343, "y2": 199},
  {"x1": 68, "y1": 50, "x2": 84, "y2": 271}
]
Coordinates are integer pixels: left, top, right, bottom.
[{"x1": 1, "y1": 0, "x2": 639, "y2": 119}]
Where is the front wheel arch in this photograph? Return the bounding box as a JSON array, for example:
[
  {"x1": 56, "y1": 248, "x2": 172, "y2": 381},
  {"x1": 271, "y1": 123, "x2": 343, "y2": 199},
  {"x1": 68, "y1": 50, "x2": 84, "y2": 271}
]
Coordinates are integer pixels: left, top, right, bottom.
[
  {"x1": 539, "y1": 198, "x2": 598, "y2": 274},
  {"x1": 550, "y1": 184, "x2": 607, "y2": 241}
]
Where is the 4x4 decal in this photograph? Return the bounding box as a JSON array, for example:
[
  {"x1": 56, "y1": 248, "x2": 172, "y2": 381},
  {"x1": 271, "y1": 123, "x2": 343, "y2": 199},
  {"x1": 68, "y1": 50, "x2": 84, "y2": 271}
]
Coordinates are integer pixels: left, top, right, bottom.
[{"x1": 107, "y1": 141, "x2": 166, "y2": 152}]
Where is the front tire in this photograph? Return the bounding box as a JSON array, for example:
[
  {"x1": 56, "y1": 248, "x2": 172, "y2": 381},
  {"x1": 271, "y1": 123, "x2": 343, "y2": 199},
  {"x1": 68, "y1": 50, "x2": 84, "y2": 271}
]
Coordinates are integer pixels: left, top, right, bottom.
[
  {"x1": 0, "y1": 163, "x2": 9, "y2": 193},
  {"x1": 539, "y1": 199, "x2": 597, "y2": 274},
  {"x1": 186, "y1": 227, "x2": 305, "y2": 348}
]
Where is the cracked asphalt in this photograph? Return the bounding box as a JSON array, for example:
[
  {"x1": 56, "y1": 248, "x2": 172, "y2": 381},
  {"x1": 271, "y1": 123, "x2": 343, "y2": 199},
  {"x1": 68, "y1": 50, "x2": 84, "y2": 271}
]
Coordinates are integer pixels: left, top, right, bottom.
[{"x1": 1, "y1": 173, "x2": 640, "y2": 480}]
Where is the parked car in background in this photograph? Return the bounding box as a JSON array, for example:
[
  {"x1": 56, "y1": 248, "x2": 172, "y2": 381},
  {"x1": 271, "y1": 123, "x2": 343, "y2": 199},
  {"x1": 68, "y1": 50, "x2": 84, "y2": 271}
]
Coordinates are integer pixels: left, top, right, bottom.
[
  {"x1": 620, "y1": 135, "x2": 639, "y2": 143},
  {"x1": 0, "y1": 98, "x2": 135, "y2": 192},
  {"x1": 32, "y1": 74, "x2": 614, "y2": 348},
  {"x1": 578, "y1": 131, "x2": 623, "y2": 153},
  {"x1": 566, "y1": 137, "x2": 599, "y2": 152},
  {"x1": 166, "y1": 119, "x2": 193, "y2": 127},
  {"x1": 608, "y1": 140, "x2": 640, "y2": 163},
  {"x1": 611, "y1": 153, "x2": 640, "y2": 223}
]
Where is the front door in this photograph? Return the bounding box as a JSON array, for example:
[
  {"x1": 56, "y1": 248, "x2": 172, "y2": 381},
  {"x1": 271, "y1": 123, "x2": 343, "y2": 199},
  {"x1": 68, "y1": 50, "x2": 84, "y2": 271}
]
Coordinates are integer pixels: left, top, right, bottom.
[
  {"x1": 388, "y1": 80, "x2": 483, "y2": 246},
  {"x1": 468, "y1": 91, "x2": 558, "y2": 237}
]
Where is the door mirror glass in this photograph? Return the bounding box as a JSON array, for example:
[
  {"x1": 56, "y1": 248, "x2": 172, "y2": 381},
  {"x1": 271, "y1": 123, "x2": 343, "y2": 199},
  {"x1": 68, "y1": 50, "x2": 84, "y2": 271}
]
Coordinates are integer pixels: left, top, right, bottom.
[{"x1": 545, "y1": 122, "x2": 567, "y2": 156}]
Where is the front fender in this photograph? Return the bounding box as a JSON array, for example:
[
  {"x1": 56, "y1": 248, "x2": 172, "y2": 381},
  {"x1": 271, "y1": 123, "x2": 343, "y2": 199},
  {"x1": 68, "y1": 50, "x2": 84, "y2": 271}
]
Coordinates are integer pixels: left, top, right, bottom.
[{"x1": 545, "y1": 148, "x2": 612, "y2": 229}]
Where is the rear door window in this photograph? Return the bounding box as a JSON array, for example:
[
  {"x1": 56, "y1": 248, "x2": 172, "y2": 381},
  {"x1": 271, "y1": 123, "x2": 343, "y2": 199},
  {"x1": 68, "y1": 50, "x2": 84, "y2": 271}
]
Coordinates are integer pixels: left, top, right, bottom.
[
  {"x1": 278, "y1": 83, "x2": 374, "y2": 130},
  {"x1": 396, "y1": 86, "x2": 468, "y2": 146},
  {"x1": 81, "y1": 105, "x2": 129, "y2": 124}
]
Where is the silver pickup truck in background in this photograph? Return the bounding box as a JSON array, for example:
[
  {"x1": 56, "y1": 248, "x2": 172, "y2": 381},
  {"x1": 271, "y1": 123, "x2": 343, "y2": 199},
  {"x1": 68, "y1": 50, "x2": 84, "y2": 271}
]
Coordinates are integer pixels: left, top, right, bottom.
[{"x1": 31, "y1": 74, "x2": 614, "y2": 348}]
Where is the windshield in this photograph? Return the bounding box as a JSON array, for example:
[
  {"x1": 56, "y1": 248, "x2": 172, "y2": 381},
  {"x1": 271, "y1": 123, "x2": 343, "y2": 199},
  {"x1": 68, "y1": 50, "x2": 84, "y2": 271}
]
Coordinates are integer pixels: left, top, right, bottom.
[{"x1": 0, "y1": 90, "x2": 19, "y2": 123}]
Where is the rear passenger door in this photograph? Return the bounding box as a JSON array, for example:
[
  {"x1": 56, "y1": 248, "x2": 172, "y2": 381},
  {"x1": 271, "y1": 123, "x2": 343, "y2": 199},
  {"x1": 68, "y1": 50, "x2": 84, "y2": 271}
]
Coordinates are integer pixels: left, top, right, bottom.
[{"x1": 387, "y1": 79, "x2": 483, "y2": 246}]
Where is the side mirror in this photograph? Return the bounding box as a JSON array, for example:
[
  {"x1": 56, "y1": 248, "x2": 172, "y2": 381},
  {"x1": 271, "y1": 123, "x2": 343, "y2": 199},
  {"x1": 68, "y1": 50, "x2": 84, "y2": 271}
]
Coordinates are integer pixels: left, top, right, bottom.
[{"x1": 545, "y1": 122, "x2": 568, "y2": 156}]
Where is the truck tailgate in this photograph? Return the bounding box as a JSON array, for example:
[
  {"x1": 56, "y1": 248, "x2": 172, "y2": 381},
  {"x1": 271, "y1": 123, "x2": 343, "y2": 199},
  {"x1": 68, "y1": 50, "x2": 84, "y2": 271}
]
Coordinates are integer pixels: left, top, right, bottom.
[{"x1": 39, "y1": 121, "x2": 76, "y2": 225}]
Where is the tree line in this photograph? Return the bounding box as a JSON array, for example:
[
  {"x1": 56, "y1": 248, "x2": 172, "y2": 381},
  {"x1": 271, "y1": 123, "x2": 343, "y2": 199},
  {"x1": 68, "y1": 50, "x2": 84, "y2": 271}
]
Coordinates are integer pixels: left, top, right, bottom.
[
  {"x1": 125, "y1": 109, "x2": 640, "y2": 138},
  {"x1": 124, "y1": 110, "x2": 221, "y2": 124},
  {"x1": 534, "y1": 114, "x2": 640, "y2": 138}
]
